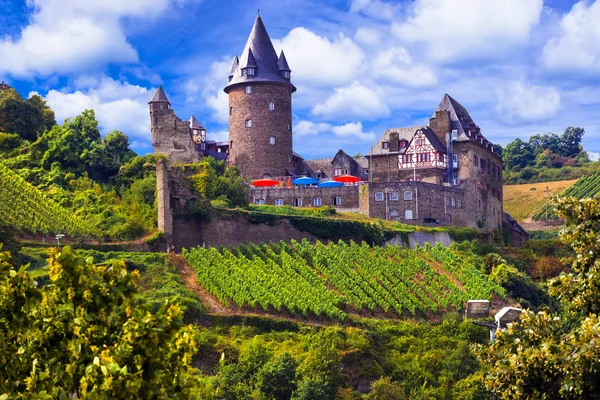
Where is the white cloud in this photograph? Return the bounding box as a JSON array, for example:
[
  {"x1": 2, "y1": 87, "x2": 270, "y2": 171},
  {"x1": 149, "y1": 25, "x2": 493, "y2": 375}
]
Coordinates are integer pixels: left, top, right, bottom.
[
  {"x1": 209, "y1": 130, "x2": 229, "y2": 142},
  {"x1": 185, "y1": 57, "x2": 231, "y2": 124},
  {"x1": 0, "y1": 0, "x2": 184, "y2": 77},
  {"x1": 272, "y1": 27, "x2": 365, "y2": 86},
  {"x1": 354, "y1": 27, "x2": 382, "y2": 47},
  {"x1": 542, "y1": 0, "x2": 600, "y2": 72},
  {"x1": 371, "y1": 48, "x2": 437, "y2": 87},
  {"x1": 293, "y1": 120, "x2": 376, "y2": 142},
  {"x1": 392, "y1": 0, "x2": 543, "y2": 62},
  {"x1": 350, "y1": 0, "x2": 400, "y2": 21},
  {"x1": 495, "y1": 81, "x2": 561, "y2": 123},
  {"x1": 589, "y1": 152, "x2": 600, "y2": 162},
  {"x1": 40, "y1": 76, "x2": 153, "y2": 141},
  {"x1": 312, "y1": 82, "x2": 390, "y2": 120}
]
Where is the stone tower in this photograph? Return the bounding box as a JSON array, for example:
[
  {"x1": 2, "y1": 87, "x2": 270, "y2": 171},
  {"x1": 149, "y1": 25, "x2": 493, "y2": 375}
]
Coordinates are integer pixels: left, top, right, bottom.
[
  {"x1": 149, "y1": 86, "x2": 198, "y2": 164},
  {"x1": 224, "y1": 15, "x2": 296, "y2": 179}
]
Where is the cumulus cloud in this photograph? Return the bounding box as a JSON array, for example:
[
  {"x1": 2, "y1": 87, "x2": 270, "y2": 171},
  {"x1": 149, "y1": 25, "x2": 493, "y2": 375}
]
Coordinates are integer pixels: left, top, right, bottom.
[
  {"x1": 392, "y1": 0, "x2": 543, "y2": 62},
  {"x1": 312, "y1": 82, "x2": 390, "y2": 120},
  {"x1": 542, "y1": 0, "x2": 600, "y2": 72},
  {"x1": 185, "y1": 57, "x2": 231, "y2": 124},
  {"x1": 589, "y1": 152, "x2": 600, "y2": 162},
  {"x1": 0, "y1": 0, "x2": 186, "y2": 77},
  {"x1": 39, "y1": 76, "x2": 153, "y2": 141},
  {"x1": 495, "y1": 81, "x2": 561, "y2": 123},
  {"x1": 354, "y1": 27, "x2": 382, "y2": 47},
  {"x1": 371, "y1": 48, "x2": 437, "y2": 87},
  {"x1": 272, "y1": 27, "x2": 365, "y2": 86},
  {"x1": 293, "y1": 120, "x2": 376, "y2": 142}
]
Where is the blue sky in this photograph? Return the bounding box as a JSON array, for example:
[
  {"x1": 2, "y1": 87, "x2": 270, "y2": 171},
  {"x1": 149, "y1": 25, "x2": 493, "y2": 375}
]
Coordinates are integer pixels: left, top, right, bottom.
[{"x1": 1, "y1": 0, "x2": 599, "y2": 161}]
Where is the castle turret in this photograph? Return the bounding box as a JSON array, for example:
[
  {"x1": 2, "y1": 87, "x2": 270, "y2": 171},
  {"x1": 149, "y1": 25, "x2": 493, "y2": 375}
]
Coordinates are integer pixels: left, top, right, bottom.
[
  {"x1": 149, "y1": 86, "x2": 198, "y2": 164},
  {"x1": 0, "y1": 80, "x2": 11, "y2": 91},
  {"x1": 224, "y1": 14, "x2": 296, "y2": 179}
]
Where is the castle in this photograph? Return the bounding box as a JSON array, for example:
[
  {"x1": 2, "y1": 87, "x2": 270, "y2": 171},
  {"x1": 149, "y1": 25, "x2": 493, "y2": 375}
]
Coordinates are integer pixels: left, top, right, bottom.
[{"x1": 150, "y1": 14, "x2": 528, "y2": 245}]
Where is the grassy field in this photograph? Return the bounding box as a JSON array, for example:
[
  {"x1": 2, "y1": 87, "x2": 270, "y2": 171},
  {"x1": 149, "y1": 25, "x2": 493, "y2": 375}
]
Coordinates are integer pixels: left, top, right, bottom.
[{"x1": 503, "y1": 179, "x2": 577, "y2": 222}]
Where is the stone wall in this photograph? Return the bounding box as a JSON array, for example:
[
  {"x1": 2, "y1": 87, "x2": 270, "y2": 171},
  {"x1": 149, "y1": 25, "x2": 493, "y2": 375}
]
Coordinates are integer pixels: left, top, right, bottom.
[
  {"x1": 361, "y1": 181, "x2": 467, "y2": 227},
  {"x1": 386, "y1": 231, "x2": 453, "y2": 249},
  {"x1": 228, "y1": 83, "x2": 293, "y2": 179},
  {"x1": 150, "y1": 102, "x2": 198, "y2": 165},
  {"x1": 250, "y1": 185, "x2": 360, "y2": 211}
]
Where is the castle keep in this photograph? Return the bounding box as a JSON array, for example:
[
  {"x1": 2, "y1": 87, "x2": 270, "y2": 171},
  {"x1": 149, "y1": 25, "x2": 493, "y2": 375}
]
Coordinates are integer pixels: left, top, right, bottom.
[{"x1": 150, "y1": 14, "x2": 527, "y2": 245}]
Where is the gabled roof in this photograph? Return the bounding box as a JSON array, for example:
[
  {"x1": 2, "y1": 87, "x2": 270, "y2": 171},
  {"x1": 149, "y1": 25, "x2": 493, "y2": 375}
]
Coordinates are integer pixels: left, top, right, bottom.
[
  {"x1": 278, "y1": 51, "x2": 290, "y2": 71},
  {"x1": 228, "y1": 56, "x2": 239, "y2": 79},
  {"x1": 244, "y1": 48, "x2": 257, "y2": 68},
  {"x1": 419, "y1": 127, "x2": 447, "y2": 152},
  {"x1": 370, "y1": 126, "x2": 421, "y2": 156},
  {"x1": 224, "y1": 15, "x2": 296, "y2": 93},
  {"x1": 434, "y1": 93, "x2": 486, "y2": 142},
  {"x1": 502, "y1": 212, "x2": 529, "y2": 237},
  {"x1": 149, "y1": 86, "x2": 170, "y2": 104},
  {"x1": 189, "y1": 115, "x2": 204, "y2": 130}
]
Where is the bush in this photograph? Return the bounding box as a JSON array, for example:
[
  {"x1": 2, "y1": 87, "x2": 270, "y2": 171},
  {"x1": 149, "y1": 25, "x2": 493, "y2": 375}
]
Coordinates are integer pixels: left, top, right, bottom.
[
  {"x1": 364, "y1": 377, "x2": 406, "y2": 400},
  {"x1": 292, "y1": 379, "x2": 330, "y2": 400},
  {"x1": 256, "y1": 353, "x2": 298, "y2": 400},
  {"x1": 448, "y1": 227, "x2": 478, "y2": 242}
]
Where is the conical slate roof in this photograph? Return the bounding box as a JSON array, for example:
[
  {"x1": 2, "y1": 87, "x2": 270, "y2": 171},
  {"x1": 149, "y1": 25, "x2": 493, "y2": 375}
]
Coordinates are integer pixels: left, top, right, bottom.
[
  {"x1": 434, "y1": 93, "x2": 481, "y2": 142},
  {"x1": 189, "y1": 115, "x2": 204, "y2": 130},
  {"x1": 224, "y1": 15, "x2": 296, "y2": 93},
  {"x1": 149, "y1": 85, "x2": 170, "y2": 104},
  {"x1": 277, "y1": 50, "x2": 290, "y2": 71},
  {"x1": 228, "y1": 56, "x2": 239, "y2": 80}
]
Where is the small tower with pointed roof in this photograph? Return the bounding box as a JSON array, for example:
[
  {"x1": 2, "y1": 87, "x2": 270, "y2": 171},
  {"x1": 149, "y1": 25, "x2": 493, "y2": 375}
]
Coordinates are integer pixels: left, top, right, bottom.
[
  {"x1": 224, "y1": 14, "x2": 296, "y2": 178},
  {"x1": 0, "y1": 81, "x2": 11, "y2": 91},
  {"x1": 149, "y1": 85, "x2": 198, "y2": 164}
]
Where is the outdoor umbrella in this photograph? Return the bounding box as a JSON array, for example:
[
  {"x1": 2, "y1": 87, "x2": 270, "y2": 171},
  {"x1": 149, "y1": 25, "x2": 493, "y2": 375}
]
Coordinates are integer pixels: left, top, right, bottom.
[
  {"x1": 292, "y1": 176, "x2": 319, "y2": 185},
  {"x1": 317, "y1": 180, "x2": 344, "y2": 188},
  {"x1": 252, "y1": 178, "x2": 280, "y2": 187},
  {"x1": 333, "y1": 175, "x2": 361, "y2": 183}
]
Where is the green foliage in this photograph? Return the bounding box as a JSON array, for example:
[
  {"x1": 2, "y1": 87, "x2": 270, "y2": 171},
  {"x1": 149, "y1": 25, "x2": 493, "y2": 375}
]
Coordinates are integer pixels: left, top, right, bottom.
[
  {"x1": 292, "y1": 379, "x2": 329, "y2": 400},
  {"x1": 0, "y1": 132, "x2": 22, "y2": 153},
  {"x1": 447, "y1": 227, "x2": 478, "y2": 242},
  {"x1": 490, "y1": 263, "x2": 550, "y2": 308},
  {"x1": 144, "y1": 230, "x2": 165, "y2": 245},
  {"x1": 479, "y1": 196, "x2": 600, "y2": 398},
  {"x1": 364, "y1": 377, "x2": 406, "y2": 400},
  {"x1": 247, "y1": 204, "x2": 337, "y2": 217},
  {"x1": 183, "y1": 240, "x2": 505, "y2": 320},
  {"x1": 188, "y1": 157, "x2": 248, "y2": 208},
  {"x1": 0, "y1": 246, "x2": 200, "y2": 398},
  {"x1": 0, "y1": 89, "x2": 55, "y2": 141},
  {"x1": 256, "y1": 353, "x2": 298, "y2": 400}
]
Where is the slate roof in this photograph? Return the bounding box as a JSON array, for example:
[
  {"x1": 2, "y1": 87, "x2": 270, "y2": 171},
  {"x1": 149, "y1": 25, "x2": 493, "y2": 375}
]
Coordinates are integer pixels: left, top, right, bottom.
[
  {"x1": 420, "y1": 127, "x2": 447, "y2": 152},
  {"x1": 370, "y1": 126, "x2": 421, "y2": 156},
  {"x1": 189, "y1": 115, "x2": 204, "y2": 130},
  {"x1": 224, "y1": 15, "x2": 296, "y2": 93},
  {"x1": 435, "y1": 93, "x2": 486, "y2": 143},
  {"x1": 278, "y1": 51, "x2": 290, "y2": 71},
  {"x1": 304, "y1": 158, "x2": 333, "y2": 176},
  {"x1": 502, "y1": 212, "x2": 529, "y2": 237},
  {"x1": 149, "y1": 86, "x2": 170, "y2": 104}
]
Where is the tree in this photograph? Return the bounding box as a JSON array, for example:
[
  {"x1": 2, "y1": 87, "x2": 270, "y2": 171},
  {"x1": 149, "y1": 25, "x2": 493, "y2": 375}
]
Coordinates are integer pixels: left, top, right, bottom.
[
  {"x1": 0, "y1": 89, "x2": 55, "y2": 141},
  {"x1": 529, "y1": 132, "x2": 560, "y2": 156},
  {"x1": 364, "y1": 377, "x2": 406, "y2": 400},
  {"x1": 502, "y1": 138, "x2": 534, "y2": 170},
  {"x1": 0, "y1": 246, "x2": 199, "y2": 398},
  {"x1": 559, "y1": 126, "x2": 584, "y2": 158},
  {"x1": 479, "y1": 196, "x2": 600, "y2": 399},
  {"x1": 291, "y1": 379, "x2": 330, "y2": 400},
  {"x1": 492, "y1": 144, "x2": 503, "y2": 158},
  {"x1": 256, "y1": 353, "x2": 298, "y2": 400}
]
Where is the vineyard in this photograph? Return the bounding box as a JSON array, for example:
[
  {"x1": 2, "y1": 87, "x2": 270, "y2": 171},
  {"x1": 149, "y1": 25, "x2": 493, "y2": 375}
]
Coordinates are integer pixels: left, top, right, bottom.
[
  {"x1": 0, "y1": 163, "x2": 99, "y2": 238},
  {"x1": 182, "y1": 240, "x2": 505, "y2": 320},
  {"x1": 532, "y1": 171, "x2": 600, "y2": 221}
]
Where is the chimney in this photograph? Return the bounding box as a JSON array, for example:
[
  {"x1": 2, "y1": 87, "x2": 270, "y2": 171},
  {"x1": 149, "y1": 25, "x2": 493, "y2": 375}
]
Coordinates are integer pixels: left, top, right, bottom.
[
  {"x1": 389, "y1": 131, "x2": 399, "y2": 152},
  {"x1": 429, "y1": 110, "x2": 451, "y2": 143}
]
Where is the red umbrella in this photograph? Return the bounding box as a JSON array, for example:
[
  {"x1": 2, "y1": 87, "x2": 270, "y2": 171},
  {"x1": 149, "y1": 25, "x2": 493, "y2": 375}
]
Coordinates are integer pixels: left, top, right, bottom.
[
  {"x1": 333, "y1": 175, "x2": 360, "y2": 183},
  {"x1": 252, "y1": 179, "x2": 280, "y2": 187}
]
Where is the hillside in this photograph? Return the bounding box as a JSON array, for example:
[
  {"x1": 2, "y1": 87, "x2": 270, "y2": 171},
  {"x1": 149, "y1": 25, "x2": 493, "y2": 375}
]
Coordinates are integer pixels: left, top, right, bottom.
[
  {"x1": 503, "y1": 179, "x2": 577, "y2": 222},
  {"x1": 182, "y1": 240, "x2": 505, "y2": 320}
]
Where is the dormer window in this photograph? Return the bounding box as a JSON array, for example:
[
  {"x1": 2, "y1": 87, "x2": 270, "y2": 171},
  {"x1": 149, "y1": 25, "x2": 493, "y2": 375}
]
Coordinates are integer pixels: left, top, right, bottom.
[
  {"x1": 399, "y1": 140, "x2": 408, "y2": 148},
  {"x1": 246, "y1": 67, "x2": 256, "y2": 76},
  {"x1": 382, "y1": 142, "x2": 389, "y2": 149},
  {"x1": 282, "y1": 71, "x2": 290, "y2": 79}
]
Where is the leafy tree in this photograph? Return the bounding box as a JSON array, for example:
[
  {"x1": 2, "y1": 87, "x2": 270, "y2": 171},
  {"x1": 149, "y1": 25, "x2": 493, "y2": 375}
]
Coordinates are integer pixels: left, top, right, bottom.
[
  {"x1": 364, "y1": 377, "x2": 406, "y2": 400},
  {"x1": 479, "y1": 196, "x2": 600, "y2": 399},
  {"x1": 529, "y1": 132, "x2": 561, "y2": 156},
  {"x1": 292, "y1": 379, "x2": 330, "y2": 400},
  {"x1": 0, "y1": 246, "x2": 199, "y2": 398},
  {"x1": 256, "y1": 352, "x2": 298, "y2": 400},
  {"x1": 492, "y1": 144, "x2": 503, "y2": 158},
  {"x1": 0, "y1": 89, "x2": 55, "y2": 141},
  {"x1": 503, "y1": 138, "x2": 534, "y2": 170},
  {"x1": 189, "y1": 157, "x2": 248, "y2": 208},
  {"x1": 560, "y1": 126, "x2": 585, "y2": 158}
]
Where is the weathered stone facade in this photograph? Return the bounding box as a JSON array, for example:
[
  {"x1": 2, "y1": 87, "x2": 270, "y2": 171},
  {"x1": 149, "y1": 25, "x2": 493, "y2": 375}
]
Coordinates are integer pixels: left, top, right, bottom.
[
  {"x1": 228, "y1": 83, "x2": 293, "y2": 178},
  {"x1": 361, "y1": 182, "x2": 467, "y2": 227},
  {"x1": 250, "y1": 185, "x2": 360, "y2": 211}
]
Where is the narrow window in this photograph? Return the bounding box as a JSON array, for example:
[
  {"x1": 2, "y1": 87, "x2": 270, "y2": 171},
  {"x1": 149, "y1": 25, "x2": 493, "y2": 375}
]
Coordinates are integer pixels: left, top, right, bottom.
[
  {"x1": 451, "y1": 198, "x2": 456, "y2": 207},
  {"x1": 389, "y1": 192, "x2": 398, "y2": 201},
  {"x1": 245, "y1": 119, "x2": 252, "y2": 128},
  {"x1": 275, "y1": 199, "x2": 283, "y2": 206},
  {"x1": 269, "y1": 136, "x2": 275, "y2": 145},
  {"x1": 313, "y1": 197, "x2": 322, "y2": 207},
  {"x1": 154, "y1": 116, "x2": 158, "y2": 124},
  {"x1": 294, "y1": 198, "x2": 303, "y2": 207},
  {"x1": 446, "y1": 198, "x2": 450, "y2": 206},
  {"x1": 403, "y1": 191, "x2": 412, "y2": 201},
  {"x1": 333, "y1": 196, "x2": 342, "y2": 206},
  {"x1": 268, "y1": 101, "x2": 275, "y2": 111},
  {"x1": 229, "y1": 106, "x2": 232, "y2": 116},
  {"x1": 230, "y1": 140, "x2": 233, "y2": 149},
  {"x1": 245, "y1": 85, "x2": 252, "y2": 94},
  {"x1": 458, "y1": 200, "x2": 462, "y2": 208},
  {"x1": 382, "y1": 142, "x2": 389, "y2": 149},
  {"x1": 473, "y1": 155, "x2": 479, "y2": 167},
  {"x1": 405, "y1": 209, "x2": 413, "y2": 220},
  {"x1": 375, "y1": 192, "x2": 384, "y2": 202},
  {"x1": 288, "y1": 123, "x2": 291, "y2": 131},
  {"x1": 247, "y1": 68, "x2": 256, "y2": 76}
]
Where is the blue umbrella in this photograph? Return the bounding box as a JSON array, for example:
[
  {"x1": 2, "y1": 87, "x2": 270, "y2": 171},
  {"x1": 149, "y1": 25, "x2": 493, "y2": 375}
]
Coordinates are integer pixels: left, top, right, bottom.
[
  {"x1": 292, "y1": 176, "x2": 319, "y2": 185},
  {"x1": 318, "y1": 180, "x2": 344, "y2": 188}
]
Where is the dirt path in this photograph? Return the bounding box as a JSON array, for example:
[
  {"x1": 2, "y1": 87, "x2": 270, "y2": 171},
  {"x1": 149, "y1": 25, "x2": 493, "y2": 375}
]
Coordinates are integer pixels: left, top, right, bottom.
[{"x1": 169, "y1": 254, "x2": 233, "y2": 315}]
